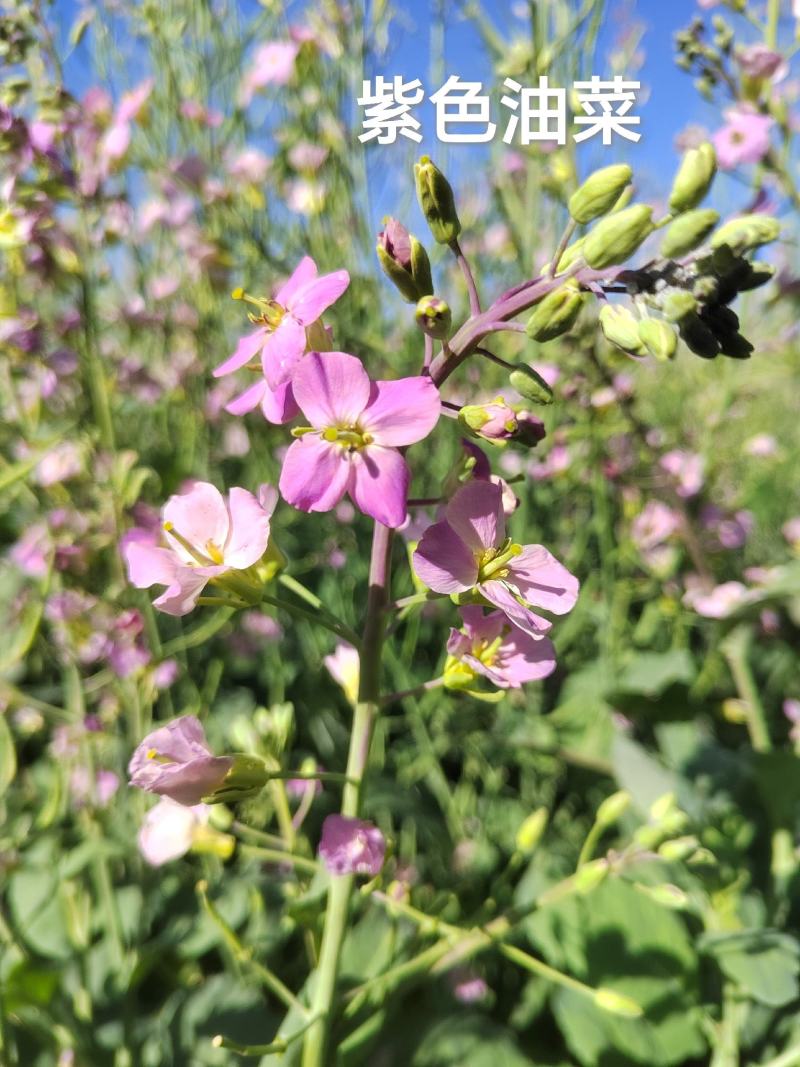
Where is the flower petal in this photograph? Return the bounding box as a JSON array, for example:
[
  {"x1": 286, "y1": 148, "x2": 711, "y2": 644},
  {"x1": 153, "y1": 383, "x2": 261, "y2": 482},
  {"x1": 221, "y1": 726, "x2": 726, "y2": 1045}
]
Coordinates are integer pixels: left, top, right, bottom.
[
  {"x1": 498, "y1": 630, "x2": 557, "y2": 684},
  {"x1": 224, "y1": 487, "x2": 271, "y2": 568},
  {"x1": 123, "y1": 541, "x2": 178, "y2": 589},
  {"x1": 287, "y1": 270, "x2": 350, "y2": 324},
  {"x1": 262, "y1": 316, "x2": 308, "y2": 389},
  {"x1": 445, "y1": 480, "x2": 505, "y2": 553},
  {"x1": 279, "y1": 436, "x2": 351, "y2": 513},
  {"x1": 225, "y1": 380, "x2": 266, "y2": 415},
  {"x1": 261, "y1": 380, "x2": 299, "y2": 423},
  {"x1": 152, "y1": 568, "x2": 210, "y2": 616},
  {"x1": 274, "y1": 255, "x2": 318, "y2": 306},
  {"x1": 213, "y1": 328, "x2": 266, "y2": 377},
  {"x1": 413, "y1": 519, "x2": 477, "y2": 593},
  {"x1": 290, "y1": 351, "x2": 370, "y2": 428},
  {"x1": 360, "y1": 377, "x2": 441, "y2": 446},
  {"x1": 481, "y1": 580, "x2": 553, "y2": 638},
  {"x1": 163, "y1": 482, "x2": 230, "y2": 562},
  {"x1": 349, "y1": 446, "x2": 409, "y2": 528},
  {"x1": 510, "y1": 546, "x2": 580, "y2": 615}
]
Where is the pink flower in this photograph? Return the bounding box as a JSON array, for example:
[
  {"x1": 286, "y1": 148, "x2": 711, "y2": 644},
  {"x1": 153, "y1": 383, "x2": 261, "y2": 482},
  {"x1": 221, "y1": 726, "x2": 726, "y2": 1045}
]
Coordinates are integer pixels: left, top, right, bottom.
[
  {"x1": 660, "y1": 450, "x2": 704, "y2": 498},
  {"x1": 101, "y1": 79, "x2": 153, "y2": 164},
  {"x1": 445, "y1": 606, "x2": 556, "y2": 689},
  {"x1": 9, "y1": 523, "x2": 50, "y2": 578},
  {"x1": 784, "y1": 699, "x2": 800, "y2": 744},
  {"x1": 128, "y1": 715, "x2": 233, "y2": 806},
  {"x1": 213, "y1": 256, "x2": 349, "y2": 424},
  {"x1": 413, "y1": 480, "x2": 579, "y2": 639},
  {"x1": 239, "y1": 41, "x2": 299, "y2": 105},
  {"x1": 744, "y1": 433, "x2": 778, "y2": 457},
  {"x1": 736, "y1": 45, "x2": 788, "y2": 83},
  {"x1": 631, "y1": 501, "x2": 681, "y2": 552},
  {"x1": 683, "y1": 580, "x2": 750, "y2": 618},
  {"x1": 713, "y1": 108, "x2": 774, "y2": 170},
  {"x1": 122, "y1": 481, "x2": 275, "y2": 616},
  {"x1": 324, "y1": 642, "x2": 360, "y2": 704},
  {"x1": 138, "y1": 797, "x2": 210, "y2": 866},
  {"x1": 279, "y1": 351, "x2": 440, "y2": 528},
  {"x1": 319, "y1": 814, "x2": 385, "y2": 876}
]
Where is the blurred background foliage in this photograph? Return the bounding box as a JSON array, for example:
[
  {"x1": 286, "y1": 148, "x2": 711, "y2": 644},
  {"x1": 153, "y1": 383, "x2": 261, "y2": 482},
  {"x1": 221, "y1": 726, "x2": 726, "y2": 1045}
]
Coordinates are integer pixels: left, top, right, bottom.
[{"x1": 2, "y1": 0, "x2": 800, "y2": 1064}]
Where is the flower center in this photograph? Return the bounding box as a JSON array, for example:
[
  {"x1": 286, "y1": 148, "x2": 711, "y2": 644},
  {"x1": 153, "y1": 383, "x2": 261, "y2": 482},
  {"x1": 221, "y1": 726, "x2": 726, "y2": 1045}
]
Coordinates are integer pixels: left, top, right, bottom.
[
  {"x1": 163, "y1": 522, "x2": 224, "y2": 567},
  {"x1": 146, "y1": 748, "x2": 174, "y2": 765},
  {"x1": 474, "y1": 634, "x2": 505, "y2": 667},
  {"x1": 477, "y1": 539, "x2": 522, "y2": 582},
  {"x1": 232, "y1": 287, "x2": 286, "y2": 330},
  {"x1": 318, "y1": 424, "x2": 374, "y2": 450}
]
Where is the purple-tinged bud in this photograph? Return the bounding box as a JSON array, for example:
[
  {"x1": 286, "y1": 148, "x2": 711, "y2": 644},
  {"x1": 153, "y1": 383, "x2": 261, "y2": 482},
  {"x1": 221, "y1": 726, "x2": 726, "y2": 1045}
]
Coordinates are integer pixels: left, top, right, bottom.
[
  {"x1": 377, "y1": 217, "x2": 433, "y2": 303},
  {"x1": 459, "y1": 397, "x2": 545, "y2": 448}
]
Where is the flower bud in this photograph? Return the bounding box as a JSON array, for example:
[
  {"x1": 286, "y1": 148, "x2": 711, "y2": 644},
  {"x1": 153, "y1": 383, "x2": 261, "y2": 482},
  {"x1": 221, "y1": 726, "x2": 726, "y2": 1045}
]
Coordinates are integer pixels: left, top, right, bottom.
[
  {"x1": 415, "y1": 295, "x2": 452, "y2": 339},
  {"x1": 568, "y1": 164, "x2": 633, "y2": 224},
  {"x1": 525, "y1": 283, "x2": 584, "y2": 342},
  {"x1": 206, "y1": 753, "x2": 270, "y2": 804},
  {"x1": 376, "y1": 218, "x2": 434, "y2": 303},
  {"x1": 669, "y1": 142, "x2": 717, "y2": 213},
  {"x1": 515, "y1": 807, "x2": 548, "y2": 854},
  {"x1": 594, "y1": 988, "x2": 644, "y2": 1019},
  {"x1": 658, "y1": 835, "x2": 700, "y2": 862},
  {"x1": 458, "y1": 397, "x2": 546, "y2": 448},
  {"x1": 509, "y1": 365, "x2": 554, "y2": 405},
  {"x1": 574, "y1": 858, "x2": 609, "y2": 894},
  {"x1": 737, "y1": 261, "x2": 775, "y2": 291},
  {"x1": 542, "y1": 236, "x2": 586, "y2": 275},
  {"x1": 660, "y1": 209, "x2": 720, "y2": 258},
  {"x1": 680, "y1": 313, "x2": 721, "y2": 359},
  {"x1": 710, "y1": 214, "x2": 781, "y2": 255},
  {"x1": 414, "y1": 155, "x2": 462, "y2": 245},
  {"x1": 595, "y1": 790, "x2": 631, "y2": 829},
  {"x1": 599, "y1": 304, "x2": 644, "y2": 354},
  {"x1": 661, "y1": 290, "x2": 697, "y2": 323},
  {"x1": 634, "y1": 882, "x2": 691, "y2": 911},
  {"x1": 638, "y1": 318, "x2": 678, "y2": 361},
  {"x1": 583, "y1": 205, "x2": 654, "y2": 269}
]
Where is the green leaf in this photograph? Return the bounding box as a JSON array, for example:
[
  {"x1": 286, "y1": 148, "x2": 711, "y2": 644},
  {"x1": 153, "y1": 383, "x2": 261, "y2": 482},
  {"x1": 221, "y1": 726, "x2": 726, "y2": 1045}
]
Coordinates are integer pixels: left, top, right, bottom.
[
  {"x1": 7, "y1": 867, "x2": 73, "y2": 960},
  {"x1": 700, "y1": 930, "x2": 800, "y2": 1008},
  {"x1": 0, "y1": 597, "x2": 43, "y2": 673},
  {"x1": 411, "y1": 1015, "x2": 534, "y2": 1067},
  {"x1": 615, "y1": 651, "x2": 696, "y2": 698},
  {"x1": 611, "y1": 734, "x2": 682, "y2": 815}
]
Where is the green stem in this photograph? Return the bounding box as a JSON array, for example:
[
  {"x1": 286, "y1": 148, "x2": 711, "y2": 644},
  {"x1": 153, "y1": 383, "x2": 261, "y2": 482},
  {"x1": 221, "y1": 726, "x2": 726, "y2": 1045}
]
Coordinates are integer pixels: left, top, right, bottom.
[
  {"x1": 301, "y1": 523, "x2": 393, "y2": 1067},
  {"x1": 262, "y1": 592, "x2": 360, "y2": 648},
  {"x1": 721, "y1": 625, "x2": 771, "y2": 753},
  {"x1": 238, "y1": 845, "x2": 320, "y2": 876},
  {"x1": 766, "y1": 0, "x2": 780, "y2": 49}
]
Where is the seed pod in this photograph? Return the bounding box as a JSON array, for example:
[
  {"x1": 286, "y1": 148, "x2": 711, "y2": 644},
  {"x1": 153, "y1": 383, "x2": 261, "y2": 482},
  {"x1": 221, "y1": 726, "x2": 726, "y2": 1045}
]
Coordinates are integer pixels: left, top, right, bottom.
[
  {"x1": 583, "y1": 205, "x2": 654, "y2": 269},
  {"x1": 710, "y1": 213, "x2": 781, "y2": 254},
  {"x1": 662, "y1": 290, "x2": 698, "y2": 323},
  {"x1": 509, "y1": 365, "x2": 554, "y2": 405},
  {"x1": 376, "y1": 218, "x2": 433, "y2": 303},
  {"x1": 669, "y1": 142, "x2": 717, "y2": 213},
  {"x1": 638, "y1": 318, "x2": 678, "y2": 361},
  {"x1": 414, "y1": 155, "x2": 461, "y2": 245},
  {"x1": 415, "y1": 295, "x2": 452, "y2": 339},
  {"x1": 568, "y1": 164, "x2": 633, "y2": 224},
  {"x1": 525, "y1": 283, "x2": 584, "y2": 342},
  {"x1": 599, "y1": 304, "x2": 644, "y2": 353},
  {"x1": 660, "y1": 208, "x2": 720, "y2": 258}
]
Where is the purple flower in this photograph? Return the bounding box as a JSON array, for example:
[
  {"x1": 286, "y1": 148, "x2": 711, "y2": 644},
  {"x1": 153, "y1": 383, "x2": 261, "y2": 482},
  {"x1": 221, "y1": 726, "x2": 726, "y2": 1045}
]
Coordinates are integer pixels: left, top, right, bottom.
[
  {"x1": 413, "y1": 480, "x2": 578, "y2": 639},
  {"x1": 213, "y1": 256, "x2": 349, "y2": 424},
  {"x1": 279, "y1": 351, "x2": 440, "y2": 528},
  {"x1": 683, "y1": 580, "x2": 750, "y2": 619},
  {"x1": 631, "y1": 500, "x2": 681, "y2": 552},
  {"x1": 713, "y1": 108, "x2": 774, "y2": 170},
  {"x1": 736, "y1": 45, "x2": 788, "y2": 82},
  {"x1": 660, "y1": 450, "x2": 704, "y2": 499},
  {"x1": 445, "y1": 606, "x2": 557, "y2": 689},
  {"x1": 128, "y1": 715, "x2": 233, "y2": 806},
  {"x1": 319, "y1": 814, "x2": 385, "y2": 876}
]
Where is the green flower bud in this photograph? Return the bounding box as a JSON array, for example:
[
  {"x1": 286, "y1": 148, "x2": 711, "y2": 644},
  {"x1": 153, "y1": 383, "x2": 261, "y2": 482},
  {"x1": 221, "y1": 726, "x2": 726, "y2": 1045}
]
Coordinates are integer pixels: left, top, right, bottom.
[
  {"x1": 710, "y1": 214, "x2": 781, "y2": 254},
  {"x1": 525, "y1": 283, "x2": 584, "y2": 342},
  {"x1": 509, "y1": 365, "x2": 554, "y2": 405},
  {"x1": 415, "y1": 295, "x2": 452, "y2": 339},
  {"x1": 595, "y1": 790, "x2": 632, "y2": 828},
  {"x1": 515, "y1": 807, "x2": 549, "y2": 854},
  {"x1": 594, "y1": 988, "x2": 644, "y2": 1019},
  {"x1": 414, "y1": 155, "x2": 462, "y2": 245},
  {"x1": 638, "y1": 318, "x2": 678, "y2": 361},
  {"x1": 692, "y1": 276, "x2": 720, "y2": 303},
  {"x1": 206, "y1": 753, "x2": 270, "y2": 804},
  {"x1": 661, "y1": 290, "x2": 698, "y2": 323},
  {"x1": 568, "y1": 164, "x2": 633, "y2": 224},
  {"x1": 649, "y1": 792, "x2": 677, "y2": 823},
  {"x1": 669, "y1": 142, "x2": 717, "y2": 213},
  {"x1": 376, "y1": 218, "x2": 433, "y2": 303},
  {"x1": 599, "y1": 304, "x2": 644, "y2": 354},
  {"x1": 541, "y1": 236, "x2": 586, "y2": 276},
  {"x1": 660, "y1": 208, "x2": 720, "y2": 258},
  {"x1": 583, "y1": 205, "x2": 654, "y2": 269},
  {"x1": 574, "y1": 858, "x2": 609, "y2": 894},
  {"x1": 635, "y1": 882, "x2": 691, "y2": 911},
  {"x1": 658, "y1": 835, "x2": 700, "y2": 862}
]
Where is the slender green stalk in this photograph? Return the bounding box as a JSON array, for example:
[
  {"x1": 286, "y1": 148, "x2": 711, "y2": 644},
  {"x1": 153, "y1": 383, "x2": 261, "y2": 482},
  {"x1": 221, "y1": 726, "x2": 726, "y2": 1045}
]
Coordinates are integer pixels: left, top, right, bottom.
[
  {"x1": 262, "y1": 592, "x2": 360, "y2": 647},
  {"x1": 721, "y1": 625, "x2": 771, "y2": 753},
  {"x1": 238, "y1": 845, "x2": 320, "y2": 876},
  {"x1": 301, "y1": 523, "x2": 393, "y2": 1067},
  {"x1": 766, "y1": 0, "x2": 780, "y2": 49}
]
